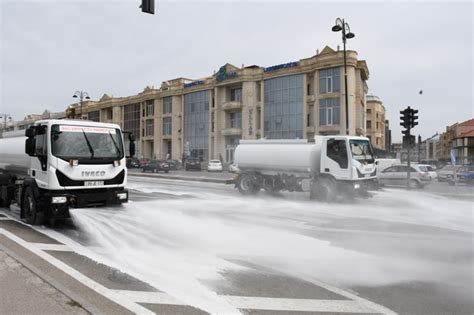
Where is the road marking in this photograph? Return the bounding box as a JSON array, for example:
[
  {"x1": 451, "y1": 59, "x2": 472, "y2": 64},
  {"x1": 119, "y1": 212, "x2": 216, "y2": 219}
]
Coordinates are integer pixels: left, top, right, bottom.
[
  {"x1": 0, "y1": 217, "x2": 12, "y2": 220},
  {"x1": 34, "y1": 243, "x2": 73, "y2": 251},
  {"x1": 0, "y1": 228, "x2": 155, "y2": 315},
  {"x1": 112, "y1": 290, "x2": 387, "y2": 313}
]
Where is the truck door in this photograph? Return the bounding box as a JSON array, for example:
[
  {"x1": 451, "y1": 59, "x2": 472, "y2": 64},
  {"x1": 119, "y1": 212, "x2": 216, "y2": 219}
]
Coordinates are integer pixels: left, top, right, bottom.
[
  {"x1": 321, "y1": 138, "x2": 350, "y2": 179},
  {"x1": 30, "y1": 125, "x2": 49, "y2": 189}
]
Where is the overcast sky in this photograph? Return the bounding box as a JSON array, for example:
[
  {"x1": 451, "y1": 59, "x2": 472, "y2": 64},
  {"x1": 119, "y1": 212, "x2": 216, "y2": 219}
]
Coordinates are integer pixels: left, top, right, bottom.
[{"x1": 1, "y1": 0, "x2": 472, "y2": 142}]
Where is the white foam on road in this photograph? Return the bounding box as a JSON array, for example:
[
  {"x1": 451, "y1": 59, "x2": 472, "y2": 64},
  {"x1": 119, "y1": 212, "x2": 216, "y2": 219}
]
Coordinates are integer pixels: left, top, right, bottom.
[{"x1": 66, "y1": 187, "x2": 472, "y2": 314}]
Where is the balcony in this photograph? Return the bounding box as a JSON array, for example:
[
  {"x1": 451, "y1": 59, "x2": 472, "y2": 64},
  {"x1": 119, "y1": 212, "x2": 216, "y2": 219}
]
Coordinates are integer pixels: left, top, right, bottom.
[
  {"x1": 222, "y1": 101, "x2": 242, "y2": 111},
  {"x1": 222, "y1": 128, "x2": 242, "y2": 136}
]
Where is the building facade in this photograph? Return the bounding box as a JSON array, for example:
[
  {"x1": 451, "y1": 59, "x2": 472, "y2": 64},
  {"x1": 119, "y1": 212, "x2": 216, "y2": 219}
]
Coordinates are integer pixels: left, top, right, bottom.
[
  {"x1": 365, "y1": 95, "x2": 386, "y2": 151},
  {"x1": 436, "y1": 119, "x2": 474, "y2": 165},
  {"x1": 41, "y1": 45, "x2": 369, "y2": 163}
]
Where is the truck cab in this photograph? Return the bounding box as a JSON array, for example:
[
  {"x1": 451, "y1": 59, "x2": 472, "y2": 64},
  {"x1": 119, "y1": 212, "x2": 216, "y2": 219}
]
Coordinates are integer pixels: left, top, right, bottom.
[{"x1": 0, "y1": 119, "x2": 132, "y2": 225}]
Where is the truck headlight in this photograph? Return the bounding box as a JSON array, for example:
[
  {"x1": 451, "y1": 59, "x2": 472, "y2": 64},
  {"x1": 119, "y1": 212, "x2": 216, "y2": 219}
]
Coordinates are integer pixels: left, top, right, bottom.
[
  {"x1": 52, "y1": 196, "x2": 67, "y2": 204},
  {"x1": 117, "y1": 192, "x2": 128, "y2": 200},
  {"x1": 354, "y1": 183, "x2": 360, "y2": 189}
]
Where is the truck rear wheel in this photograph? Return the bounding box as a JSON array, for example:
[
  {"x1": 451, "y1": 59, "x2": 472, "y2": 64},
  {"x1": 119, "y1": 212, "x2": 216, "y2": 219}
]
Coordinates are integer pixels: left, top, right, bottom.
[
  {"x1": 237, "y1": 174, "x2": 259, "y2": 195},
  {"x1": 23, "y1": 187, "x2": 45, "y2": 225}
]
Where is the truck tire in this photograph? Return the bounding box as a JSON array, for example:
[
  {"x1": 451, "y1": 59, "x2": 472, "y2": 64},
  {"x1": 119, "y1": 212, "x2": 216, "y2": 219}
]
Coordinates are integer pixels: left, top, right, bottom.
[
  {"x1": 310, "y1": 178, "x2": 336, "y2": 202},
  {"x1": 237, "y1": 174, "x2": 259, "y2": 195},
  {"x1": 23, "y1": 187, "x2": 45, "y2": 225}
]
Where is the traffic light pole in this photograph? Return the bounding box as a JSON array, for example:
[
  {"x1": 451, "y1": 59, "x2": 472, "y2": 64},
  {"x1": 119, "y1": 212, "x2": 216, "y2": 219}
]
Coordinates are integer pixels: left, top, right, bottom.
[{"x1": 406, "y1": 126, "x2": 411, "y2": 189}]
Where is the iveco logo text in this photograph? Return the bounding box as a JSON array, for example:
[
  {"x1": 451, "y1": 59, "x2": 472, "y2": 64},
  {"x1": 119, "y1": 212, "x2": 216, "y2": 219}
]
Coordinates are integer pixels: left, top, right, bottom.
[{"x1": 81, "y1": 171, "x2": 106, "y2": 177}]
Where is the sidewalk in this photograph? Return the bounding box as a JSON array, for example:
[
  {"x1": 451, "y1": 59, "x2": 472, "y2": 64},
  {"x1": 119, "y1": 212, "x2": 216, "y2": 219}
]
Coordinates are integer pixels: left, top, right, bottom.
[
  {"x1": 128, "y1": 168, "x2": 236, "y2": 184},
  {"x1": 0, "y1": 249, "x2": 88, "y2": 315}
]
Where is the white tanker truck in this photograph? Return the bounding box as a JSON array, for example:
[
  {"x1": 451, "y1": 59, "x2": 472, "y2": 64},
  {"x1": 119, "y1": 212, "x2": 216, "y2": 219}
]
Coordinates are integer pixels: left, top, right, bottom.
[
  {"x1": 234, "y1": 135, "x2": 377, "y2": 201},
  {"x1": 0, "y1": 119, "x2": 134, "y2": 225}
]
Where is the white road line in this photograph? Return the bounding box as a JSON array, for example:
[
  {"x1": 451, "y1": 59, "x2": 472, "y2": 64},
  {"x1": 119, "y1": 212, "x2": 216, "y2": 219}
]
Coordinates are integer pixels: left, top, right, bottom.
[
  {"x1": 0, "y1": 217, "x2": 12, "y2": 220},
  {"x1": 34, "y1": 243, "x2": 73, "y2": 251},
  {"x1": 111, "y1": 290, "x2": 382, "y2": 313},
  {"x1": 0, "y1": 228, "x2": 154, "y2": 315}
]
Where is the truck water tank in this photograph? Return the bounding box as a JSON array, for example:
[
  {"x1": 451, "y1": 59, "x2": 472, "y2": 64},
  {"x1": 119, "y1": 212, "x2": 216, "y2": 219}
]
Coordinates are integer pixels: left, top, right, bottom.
[
  {"x1": 235, "y1": 139, "x2": 321, "y2": 174},
  {"x1": 0, "y1": 131, "x2": 30, "y2": 174}
]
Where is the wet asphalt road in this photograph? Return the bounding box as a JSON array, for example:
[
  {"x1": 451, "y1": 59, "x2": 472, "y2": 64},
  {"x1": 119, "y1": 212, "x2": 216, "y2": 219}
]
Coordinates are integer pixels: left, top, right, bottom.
[{"x1": 1, "y1": 176, "x2": 473, "y2": 314}]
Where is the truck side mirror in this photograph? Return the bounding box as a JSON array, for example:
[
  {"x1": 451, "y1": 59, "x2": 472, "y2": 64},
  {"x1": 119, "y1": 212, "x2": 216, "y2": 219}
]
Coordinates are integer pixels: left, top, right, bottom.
[
  {"x1": 25, "y1": 138, "x2": 36, "y2": 156},
  {"x1": 25, "y1": 127, "x2": 37, "y2": 138},
  {"x1": 129, "y1": 142, "x2": 135, "y2": 158}
]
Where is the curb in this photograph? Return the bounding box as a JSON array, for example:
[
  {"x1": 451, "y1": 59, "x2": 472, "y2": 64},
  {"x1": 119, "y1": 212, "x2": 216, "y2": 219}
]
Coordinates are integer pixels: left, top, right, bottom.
[{"x1": 128, "y1": 172, "x2": 235, "y2": 185}]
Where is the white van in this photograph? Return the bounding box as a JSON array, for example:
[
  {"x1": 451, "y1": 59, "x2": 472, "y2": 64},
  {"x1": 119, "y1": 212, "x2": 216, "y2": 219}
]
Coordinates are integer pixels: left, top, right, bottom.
[{"x1": 375, "y1": 159, "x2": 401, "y2": 173}]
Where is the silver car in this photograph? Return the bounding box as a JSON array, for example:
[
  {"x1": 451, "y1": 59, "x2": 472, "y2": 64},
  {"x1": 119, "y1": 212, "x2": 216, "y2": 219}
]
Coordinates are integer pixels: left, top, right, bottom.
[{"x1": 378, "y1": 164, "x2": 432, "y2": 188}]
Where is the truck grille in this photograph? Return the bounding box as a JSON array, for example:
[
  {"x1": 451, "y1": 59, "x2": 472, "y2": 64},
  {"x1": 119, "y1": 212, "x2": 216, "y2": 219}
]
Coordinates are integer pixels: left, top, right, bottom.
[{"x1": 56, "y1": 170, "x2": 125, "y2": 186}]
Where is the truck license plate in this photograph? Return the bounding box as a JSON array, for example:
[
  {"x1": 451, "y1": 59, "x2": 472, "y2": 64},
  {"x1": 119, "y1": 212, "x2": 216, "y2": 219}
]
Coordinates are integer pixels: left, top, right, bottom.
[{"x1": 85, "y1": 181, "x2": 104, "y2": 186}]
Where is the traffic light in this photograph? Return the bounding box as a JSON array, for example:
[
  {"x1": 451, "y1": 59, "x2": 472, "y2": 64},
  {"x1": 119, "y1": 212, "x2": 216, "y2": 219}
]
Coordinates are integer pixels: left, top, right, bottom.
[
  {"x1": 410, "y1": 108, "x2": 419, "y2": 127},
  {"x1": 141, "y1": 0, "x2": 155, "y2": 14},
  {"x1": 400, "y1": 108, "x2": 410, "y2": 128}
]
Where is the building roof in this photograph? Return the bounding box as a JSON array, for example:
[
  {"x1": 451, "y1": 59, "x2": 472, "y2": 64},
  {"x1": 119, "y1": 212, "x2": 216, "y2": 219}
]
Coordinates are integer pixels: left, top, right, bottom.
[
  {"x1": 459, "y1": 118, "x2": 474, "y2": 126},
  {"x1": 459, "y1": 130, "x2": 474, "y2": 137}
]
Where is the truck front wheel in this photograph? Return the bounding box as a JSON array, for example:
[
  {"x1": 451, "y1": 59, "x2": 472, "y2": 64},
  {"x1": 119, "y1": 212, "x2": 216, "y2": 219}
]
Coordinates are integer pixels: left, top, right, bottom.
[
  {"x1": 23, "y1": 187, "x2": 45, "y2": 225},
  {"x1": 310, "y1": 178, "x2": 336, "y2": 202},
  {"x1": 237, "y1": 174, "x2": 259, "y2": 195}
]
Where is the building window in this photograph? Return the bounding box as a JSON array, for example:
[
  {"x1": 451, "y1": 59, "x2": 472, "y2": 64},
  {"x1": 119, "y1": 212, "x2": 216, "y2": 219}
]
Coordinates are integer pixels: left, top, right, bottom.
[
  {"x1": 319, "y1": 98, "x2": 340, "y2": 126},
  {"x1": 123, "y1": 103, "x2": 140, "y2": 139},
  {"x1": 106, "y1": 109, "x2": 113, "y2": 120},
  {"x1": 145, "y1": 100, "x2": 154, "y2": 117},
  {"x1": 366, "y1": 108, "x2": 371, "y2": 114},
  {"x1": 184, "y1": 90, "x2": 209, "y2": 160},
  {"x1": 319, "y1": 67, "x2": 340, "y2": 94},
  {"x1": 360, "y1": 103, "x2": 365, "y2": 129},
  {"x1": 376, "y1": 122, "x2": 380, "y2": 130},
  {"x1": 163, "y1": 117, "x2": 172, "y2": 135},
  {"x1": 367, "y1": 120, "x2": 372, "y2": 129},
  {"x1": 88, "y1": 111, "x2": 100, "y2": 122},
  {"x1": 229, "y1": 112, "x2": 242, "y2": 128},
  {"x1": 264, "y1": 74, "x2": 304, "y2": 139},
  {"x1": 145, "y1": 119, "x2": 154, "y2": 137},
  {"x1": 230, "y1": 88, "x2": 242, "y2": 102},
  {"x1": 163, "y1": 96, "x2": 172, "y2": 114}
]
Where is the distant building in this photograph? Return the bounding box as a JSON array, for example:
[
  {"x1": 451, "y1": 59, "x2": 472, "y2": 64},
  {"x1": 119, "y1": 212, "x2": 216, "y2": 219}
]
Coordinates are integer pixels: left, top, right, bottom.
[
  {"x1": 0, "y1": 110, "x2": 66, "y2": 137},
  {"x1": 436, "y1": 118, "x2": 474, "y2": 165},
  {"x1": 365, "y1": 95, "x2": 386, "y2": 151}
]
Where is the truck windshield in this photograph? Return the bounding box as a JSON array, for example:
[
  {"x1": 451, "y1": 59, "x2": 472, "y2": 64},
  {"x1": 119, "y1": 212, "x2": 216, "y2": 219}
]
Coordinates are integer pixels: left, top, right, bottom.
[
  {"x1": 349, "y1": 139, "x2": 374, "y2": 164},
  {"x1": 51, "y1": 124, "x2": 124, "y2": 161}
]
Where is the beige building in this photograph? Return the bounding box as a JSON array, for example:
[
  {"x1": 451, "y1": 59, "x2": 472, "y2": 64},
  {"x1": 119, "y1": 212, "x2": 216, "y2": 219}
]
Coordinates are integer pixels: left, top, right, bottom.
[
  {"x1": 365, "y1": 95, "x2": 386, "y2": 150},
  {"x1": 63, "y1": 45, "x2": 370, "y2": 163}
]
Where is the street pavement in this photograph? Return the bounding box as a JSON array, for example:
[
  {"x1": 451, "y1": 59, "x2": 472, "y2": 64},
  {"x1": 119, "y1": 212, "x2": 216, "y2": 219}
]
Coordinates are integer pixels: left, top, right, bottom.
[{"x1": 0, "y1": 176, "x2": 473, "y2": 315}]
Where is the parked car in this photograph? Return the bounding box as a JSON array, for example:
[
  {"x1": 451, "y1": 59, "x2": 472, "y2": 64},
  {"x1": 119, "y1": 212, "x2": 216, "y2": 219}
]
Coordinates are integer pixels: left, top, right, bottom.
[
  {"x1": 166, "y1": 159, "x2": 182, "y2": 170},
  {"x1": 142, "y1": 160, "x2": 170, "y2": 173},
  {"x1": 139, "y1": 159, "x2": 151, "y2": 169},
  {"x1": 207, "y1": 160, "x2": 223, "y2": 172},
  {"x1": 377, "y1": 164, "x2": 431, "y2": 188},
  {"x1": 416, "y1": 164, "x2": 438, "y2": 180},
  {"x1": 126, "y1": 157, "x2": 140, "y2": 168},
  {"x1": 437, "y1": 164, "x2": 462, "y2": 182},
  {"x1": 185, "y1": 158, "x2": 202, "y2": 171},
  {"x1": 228, "y1": 162, "x2": 240, "y2": 173},
  {"x1": 447, "y1": 165, "x2": 474, "y2": 185}
]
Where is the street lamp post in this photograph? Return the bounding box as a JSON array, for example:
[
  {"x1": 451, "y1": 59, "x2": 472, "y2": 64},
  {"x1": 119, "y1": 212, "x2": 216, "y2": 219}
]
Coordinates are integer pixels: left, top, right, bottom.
[
  {"x1": 332, "y1": 18, "x2": 355, "y2": 135},
  {"x1": 72, "y1": 91, "x2": 91, "y2": 119}
]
